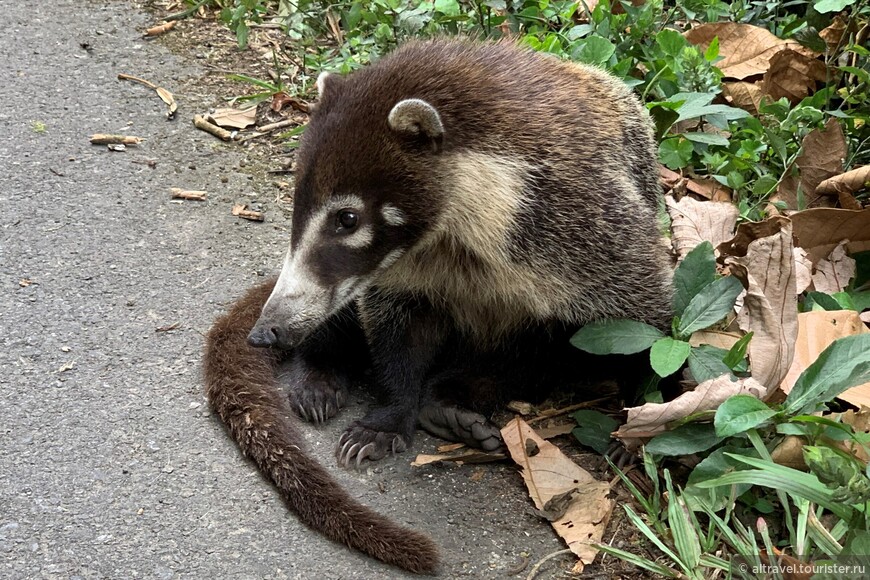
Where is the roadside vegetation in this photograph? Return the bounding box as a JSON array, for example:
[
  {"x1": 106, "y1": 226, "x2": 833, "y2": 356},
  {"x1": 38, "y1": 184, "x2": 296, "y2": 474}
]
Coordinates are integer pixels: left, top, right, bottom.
[{"x1": 162, "y1": 0, "x2": 870, "y2": 576}]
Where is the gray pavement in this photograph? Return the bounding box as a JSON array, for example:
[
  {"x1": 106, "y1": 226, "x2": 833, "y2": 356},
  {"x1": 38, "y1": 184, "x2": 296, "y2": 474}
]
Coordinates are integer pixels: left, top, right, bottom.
[{"x1": 0, "y1": 1, "x2": 568, "y2": 578}]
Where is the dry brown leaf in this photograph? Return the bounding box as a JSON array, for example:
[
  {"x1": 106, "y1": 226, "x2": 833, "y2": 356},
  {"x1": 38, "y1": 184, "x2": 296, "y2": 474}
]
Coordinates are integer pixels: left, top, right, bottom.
[
  {"x1": 761, "y1": 49, "x2": 827, "y2": 104},
  {"x1": 666, "y1": 195, "x2": 739, "y2": 261},
  {"x1": 812, "y1": 241, "x2": 856, "y2": 294},
  {"x1": 722, "y1": 80, "x2": 765, "y2": 114},
  {"x1": 791, "y1": 207, "x2": 870, "y2": 263},
  {"x1": 794, "y1": 247, "x2": 813, "y2": 294},
  {"x1": 863, "y1": 311, "x2": 870, "y2": 323},
  {"x1": 535, "y1": 423, "x2": 576, "y2": 439},
  {"x1": 841, "y1": 409, "x2": 870, "y2": 463},
  {"x1": 820, "y1": 15, "x2": 849, "y2": 55},
  {"x1": 721, "y1": 217, "x2": 798, "y2": 394},
  {"x1": 617, "y1": 376, "x2": 767, "y2": 446},
  {"x1": 816, "y1": 165, "x2": 870, "y2": 197},
  {"x1": 501, "y1": 418, "x2": 613, "y2": 569},
  {"x1": 778, "y1": 119, "x2": 847, "y2": 209},
  {"x1": 688, "y1": 176, "x2": 732, "y2": 201},
  {"x1": 779, "y1": 310, "x2": 870, "y2": 408},
  {"x1": 410, "y1": 449, "x2": 506, "y2": 466},
  {"x1": 689, "y1": 330, "x2": 742, "y2": 349},
  {"x1": 684, "y1": 23, "x2": 816, "y2": 80},
  {"x1": 209, "y1": 106, "x2": 257, "y2": 129},
  {"x1": 771, "y1": 435, "x2": 807, "y2": 470}
]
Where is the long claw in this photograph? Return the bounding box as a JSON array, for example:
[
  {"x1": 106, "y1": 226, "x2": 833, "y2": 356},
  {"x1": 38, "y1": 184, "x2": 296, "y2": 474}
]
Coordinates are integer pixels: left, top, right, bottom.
[
  {"x1": 356, "y1": 443, "x2": 375, "y2": 468},
  {"x1": 297, "y1": 404, "x2": 308, "y2": 422}
]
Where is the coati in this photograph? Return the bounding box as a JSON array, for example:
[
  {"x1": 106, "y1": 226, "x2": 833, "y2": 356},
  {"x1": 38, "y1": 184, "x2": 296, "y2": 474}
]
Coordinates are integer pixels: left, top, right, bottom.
[{"x1": 204, "y1": 39, "x2": 672, "y2": 573}]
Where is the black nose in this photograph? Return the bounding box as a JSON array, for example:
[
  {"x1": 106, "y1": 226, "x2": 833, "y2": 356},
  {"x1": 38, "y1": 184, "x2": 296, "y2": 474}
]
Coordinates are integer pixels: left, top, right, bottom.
[{"x1": 247, "y1": 325, "x2": 279, "y2": 347}]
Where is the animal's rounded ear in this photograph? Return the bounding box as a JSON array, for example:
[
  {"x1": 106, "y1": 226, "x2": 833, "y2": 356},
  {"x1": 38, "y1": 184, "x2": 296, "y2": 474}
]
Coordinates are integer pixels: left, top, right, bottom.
[
  {"x1": 388, "y1": 99, "x2": 444, "y2": 153},
  {"x1": 316, "y1": 72, "x2": 333, "y2": 97}
]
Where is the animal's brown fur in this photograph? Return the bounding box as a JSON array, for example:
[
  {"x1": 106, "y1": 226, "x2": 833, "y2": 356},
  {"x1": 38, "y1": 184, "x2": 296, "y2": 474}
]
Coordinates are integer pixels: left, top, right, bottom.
[{"x1": 203, "y1": 278, "x2": 439, "y2": 574}]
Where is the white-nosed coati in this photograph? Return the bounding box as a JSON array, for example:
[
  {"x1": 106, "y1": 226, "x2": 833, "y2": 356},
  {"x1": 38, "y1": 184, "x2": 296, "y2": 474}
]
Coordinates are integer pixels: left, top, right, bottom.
[{"x1": 204, "y1": 39, "x2": 672, "y2": 574}]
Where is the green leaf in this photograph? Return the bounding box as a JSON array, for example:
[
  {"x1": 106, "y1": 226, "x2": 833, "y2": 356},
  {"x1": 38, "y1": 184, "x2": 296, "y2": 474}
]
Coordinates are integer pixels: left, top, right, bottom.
[
  {"x1": 784, "y1": 334, "x2": 870, "y2": 415},
  {"x1": 656, "y1": 29, "x2": 687, "y2": 58},
  {"x1": 677, "y1": 276, "x2": 744, "y2": 337},
  {"x1": 704, "y1": 36, "x2": 719, "y2": 62},
  {"x1": 572, "y1": 410, "x2": 619, "y2": 455},
  {"x1": 575, "y1": 35, "x2": 616, "y2": 66},
  {"x1": 664, "y1": 471, "x2": 701, "y2": 572},
  {"x1": 682, "y1": 132, "x2": 729, "y2": 146},
  {"x1": 659, "y1": 137, "x2": 694, "y2": 170},
  {"x1": 648, "y1": 105, "x2": 680, "y2": 141},
  {"x1": 723, "y1": 332, "x2": 753, "y2": 369},
  {"x1": 714, "y1": 395, "x2": 777, "y2": 437},
  {"x1": 684, "y1": 445, "x2": 754, "y2": 511},
  {"x1": 570, "y1": 319, "x2": 665, "y2": 355},
  {"x1": 814, "y1": 0, "x2": 858, "y2": 14},
  {"x1": 805, "y1": 291, "x2": 845, "y2": 311},
  {"x1": 688, "y1": 346, "x2": 732, "y2": 383},
  {"x1": 848, "y1": 290, "x2": 870, "y2": 312},
  {"x1": 646, "y1": 423, "x2": 722, "y2": 456},
  {"x1": 673, "y1": 242, "x2": 716, "y2": 316},
  {"x1": 434, "y1": 0, "x2": 461, "y2": 16},
  {"x1": 650, "y1": 337, "x2": 691, "y2": 377}
]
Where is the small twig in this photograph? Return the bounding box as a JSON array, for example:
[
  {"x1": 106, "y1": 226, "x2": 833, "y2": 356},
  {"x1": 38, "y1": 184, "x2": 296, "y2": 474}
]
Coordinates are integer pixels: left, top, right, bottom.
[
  {"x1": 170, "y1": 188, "x2": 207, "y2": 201},
  {"x1": 118, "y1": 73, "x2": 158, "y2": 90},
  {"x1": 506, "y1": 554, "x2": 530, "y2": 575},
  {"x1": 193, "y1": 115, "x2": 234, "y2": 141},
  {"x1": 144, "y1": 21, "x2": 177, "y2": 37},
  {"x1": 527, "y1": 397, "x2": 612, "y2": 425},
  {"x1": 90, "y1": 134, "x2": 143, "y2": 145},
  {"x1": 258, "y1": 118, "x2": 296, "y2": 133},
  {"x1": 232, "y1": 204, "x2": 264, "y2": 222},
  {"x1": 525, "y1": 549, "x2": 574, "y2": 580}
]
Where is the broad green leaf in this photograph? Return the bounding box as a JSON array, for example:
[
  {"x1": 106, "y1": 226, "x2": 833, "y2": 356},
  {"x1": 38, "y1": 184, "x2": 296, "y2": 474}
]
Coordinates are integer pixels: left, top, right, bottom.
[
  {"x1": 684, "y1": 445, "x2": 754, "y2": 511},
  {"x1": 575, "y1": 35, "x2": 616, "y2": 66},
  {"x1": 434, "y1": 0, "x2": 461, "y2": 16},
  {"x1": 704, "y1": 36, "x2": 719, "y2": 62},
  {"x1": 682, "y1": 132, "x2": 729, "y2": 146},
  {"x1": 805, "y1": 291, "x2": 844, "y2": 311},
  {"x1": 656, "y1": 29, "x2": 686, "y2": 58},
  {"x1": 714, "y1": 395, "x2": 777, "y2": 437},
  {"x1": 646, "y1": 423, "x2": 722, "y2": 456},
  {"x1": 784, "y1": 334, "x2": 870, "y2": 415},
  {"x1": 650, "y1": 337, "x2": 691, "y2": 377},
  {"x1": 572, "y1": 410, "x2": 619, "y2": 454},
  {"x1": 673, "y1": 241, "x2": 716, "y2": 316},
  {"x1": 570, "y1": 319, "x2": 665, "y2": 355},
  {"x1": 677, "y1": 276, "x2": 744, "y2": 337},
  {"x1": 814, "y1": 0, "x2": 858, "y2": 14},
  {"x1": 659, "y1": 137, "x2": 693, "y2": 170},
  {"x1": 688, "y1": 346, "x2": 732, "y2": 383},
  {"x1": 723, "y1": 332, "x2": 753, "y2": 369}
]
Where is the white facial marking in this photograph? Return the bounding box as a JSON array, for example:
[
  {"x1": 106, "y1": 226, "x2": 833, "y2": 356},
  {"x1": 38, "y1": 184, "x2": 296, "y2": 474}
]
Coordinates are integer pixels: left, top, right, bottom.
[
  {"x1": 378, "y1": 248, "x2": 406, "y2": 271},
  {"x1": 330, "y1": 194, "x2": 364, "y2": 212},
  {"x1": 340, "y1": 224, "x2": 374, "y2": 248},
  {"x1": 381, "y1": 204, "x2": 406, "y2": 226},
  {"x1": 335, "y1": 276, "x2": 359, "y2": 303},
  {"x1": 316, "y1": 72, "x2": 331, "y2": 96}
]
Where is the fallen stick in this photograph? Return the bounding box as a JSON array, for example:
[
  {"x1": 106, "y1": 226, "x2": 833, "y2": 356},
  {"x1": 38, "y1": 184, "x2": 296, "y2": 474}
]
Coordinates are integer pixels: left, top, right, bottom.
[
  {"x1": 232, "y1": 204, "x2": 264, "y2": 222},
  {"x1": 144, "y1": 21, "x2": 178, "y2": 37},
  {"x1": 118, "y1": 73, "x2": 177, "y2": 119},
  {"x1": 170, "y1": 188, "x2": 207, "y2": 201},
  {"x1": 90, "y1": 134, "x2": 143, "y2": 145},
  {"x1": 193, "y1": 114, "x2": 233, "y2": 141}
]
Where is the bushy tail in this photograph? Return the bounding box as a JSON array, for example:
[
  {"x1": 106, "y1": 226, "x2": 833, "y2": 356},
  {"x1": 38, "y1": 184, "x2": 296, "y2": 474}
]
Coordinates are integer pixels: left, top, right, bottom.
[{"x1": 203, "y1": 279, "x2": 439, "y2": 574}]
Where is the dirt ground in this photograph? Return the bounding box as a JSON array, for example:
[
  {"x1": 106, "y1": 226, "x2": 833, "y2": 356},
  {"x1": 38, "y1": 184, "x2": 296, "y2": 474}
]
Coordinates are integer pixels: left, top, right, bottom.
[{"x1": 0, "y1": 1, "x2": 653, "y2": 578}]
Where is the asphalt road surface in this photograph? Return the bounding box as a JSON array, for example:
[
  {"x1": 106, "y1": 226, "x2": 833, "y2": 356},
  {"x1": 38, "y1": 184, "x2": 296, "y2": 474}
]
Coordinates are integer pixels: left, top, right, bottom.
[{"x1": 0, "y1": 1, "x2": 572, "y2": 578}]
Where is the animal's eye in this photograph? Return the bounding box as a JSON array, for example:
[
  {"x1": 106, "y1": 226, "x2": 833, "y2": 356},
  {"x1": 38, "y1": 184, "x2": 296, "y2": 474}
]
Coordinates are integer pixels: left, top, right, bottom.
[{"x1": 336, "y1": 209, "x2": 359, "y2": 230}]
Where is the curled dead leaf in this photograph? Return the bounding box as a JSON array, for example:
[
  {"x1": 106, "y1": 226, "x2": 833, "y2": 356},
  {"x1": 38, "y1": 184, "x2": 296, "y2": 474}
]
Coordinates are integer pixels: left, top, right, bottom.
[
  {"x1": 666, "y1": 195, "x2": 739, "y2": 261},
  {"x1": 761, "y1": 49, "x2": 827, "y2": 104},
  {"x1": 617, "y1": 375, "x2": 767, "y2": 447},
  {"x1": 778, "y1": 118, "x2": 847, "y2": 210},
  {"x1": 720, "y1": 217, "x2": 798, "y2": 394},
  {"x1": 722, "y1": 80, "x2": 765, "y2": 115},
  {"x1": 791, "y1": 207, "x2": 870, "y2": 263},
  {"x1": 816, "y1": 165, "x2": 870, "y2": 197},
  {"x1": 812, "y1": 241, "x2": 856, "y2": 294},
  {"x1": 209, "y1": 106, "x2": 257, "y2": 130},
  {"x1": 779, "y1": 310, "x2": 870, "y2": 408},
  {"x1": 684, "y1": 22, "x2": 817, "y2": 80},
  {"x1": 501, "y1": 418, "x2": 613, "y2": 566}
]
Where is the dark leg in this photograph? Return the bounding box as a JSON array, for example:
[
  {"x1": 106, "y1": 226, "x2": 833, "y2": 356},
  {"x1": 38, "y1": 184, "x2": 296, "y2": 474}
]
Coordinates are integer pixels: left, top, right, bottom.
[
  {"x1": 336, "y1": 291, "x2": 450, "y2": 467},
  {"x1": 283, "y1": 303, "x2": 370, "y2": 424}
]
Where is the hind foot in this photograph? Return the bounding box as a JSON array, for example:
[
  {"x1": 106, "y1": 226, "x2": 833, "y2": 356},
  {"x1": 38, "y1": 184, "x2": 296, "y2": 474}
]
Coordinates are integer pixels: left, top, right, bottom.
[
  {"x1": 418, "y1": 402, "x2": 503, "y2": 451},
  {"x1": 283, "y1": 353, "x2": 349, "y2": 425},
  {"x1": 336, "y1": 422, "x2": 408, "y2": 468}
]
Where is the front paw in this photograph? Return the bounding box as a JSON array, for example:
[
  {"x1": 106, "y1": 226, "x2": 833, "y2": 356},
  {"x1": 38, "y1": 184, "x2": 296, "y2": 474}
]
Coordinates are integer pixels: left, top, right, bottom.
[
  {"x1": 285, "y1": 360, "x2": 348, "y2": 425},
  {"x1": 336, "y1": 422, "x2": 408, "y2": 468}
]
